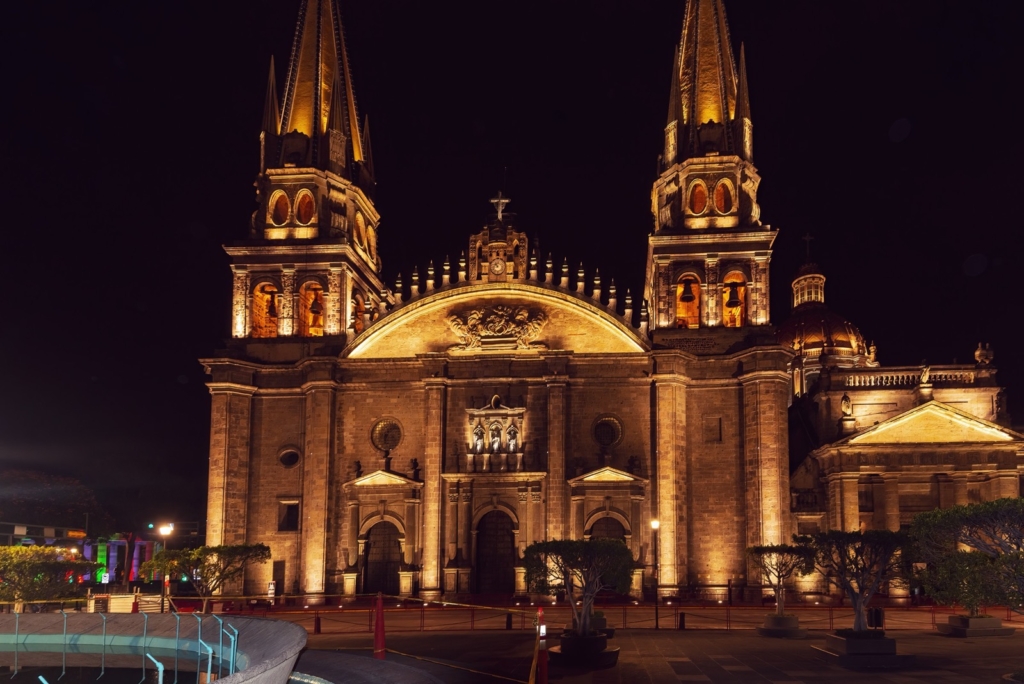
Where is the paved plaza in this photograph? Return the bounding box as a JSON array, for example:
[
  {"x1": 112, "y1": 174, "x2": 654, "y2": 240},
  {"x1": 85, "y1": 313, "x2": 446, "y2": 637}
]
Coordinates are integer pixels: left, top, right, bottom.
[{"x1": 299, "y1": 628, "x2": 1024, "y2": 683}]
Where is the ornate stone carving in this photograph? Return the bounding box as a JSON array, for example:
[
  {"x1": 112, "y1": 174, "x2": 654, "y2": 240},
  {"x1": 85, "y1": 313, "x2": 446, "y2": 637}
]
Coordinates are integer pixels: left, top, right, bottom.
[{"x1": 446, "y1": 306, "x2": 548, "y2": 351}]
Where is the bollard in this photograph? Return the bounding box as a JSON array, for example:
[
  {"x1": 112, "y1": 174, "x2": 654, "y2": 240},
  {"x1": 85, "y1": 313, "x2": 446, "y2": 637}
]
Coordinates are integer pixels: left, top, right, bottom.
[
  {"x1": 678, "y1": 612, "x2": 686, "y2": 630},
  {"x1": 506, "y1": 612, "x2": 513, "y2": 630},
  {"x1": 314, "y1": 612, "x2": 321, "y2": 635}
]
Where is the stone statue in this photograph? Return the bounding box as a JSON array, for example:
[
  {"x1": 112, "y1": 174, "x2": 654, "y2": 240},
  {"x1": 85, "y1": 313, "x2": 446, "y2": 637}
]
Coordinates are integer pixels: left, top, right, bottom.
[
  {"x1": 473, "y1": 426, "x2": 485, "y2": 454},
  {"x1": 490, "y1": 425, "x2": 502, "y2": 453},
  {"x1": 920, "y1": 365, "x2": 930, "y2": 385},
  {"x1": 867, "y1": 342, "x2": 877, "y2": 364},
  {"x1": 840, "y1": 393, "x2": 852, "y2": 417},
  {"x1": 507, "y1": 427, "x2": 519, "y2": 453}
]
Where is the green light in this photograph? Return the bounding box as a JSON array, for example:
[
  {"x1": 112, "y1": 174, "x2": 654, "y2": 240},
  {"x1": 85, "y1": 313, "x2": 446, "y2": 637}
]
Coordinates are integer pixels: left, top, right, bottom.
[{"x1": 148, "y1": 523, "x2": 155, "y2": 529}]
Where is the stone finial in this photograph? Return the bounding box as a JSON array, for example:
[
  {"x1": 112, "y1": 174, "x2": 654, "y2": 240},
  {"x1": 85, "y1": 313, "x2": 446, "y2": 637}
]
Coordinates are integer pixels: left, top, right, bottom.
[
  {"x1": 608, "y1": 278, "x2": 617, "y2": 313},
  {"x1": 624, "y1": 288, "x2": 633, "y2": 322},
  {"x1": 458, "y1": 251, "x2": 467, "y2": 282},
  {"x1": 975, "y1": 342, "x2": 994, "y2": 365},
  {"x1": 545, "y1": 253, "x2": 554, "y2": 284},
  {"x1": 378, "y1": 289, "x2": 388, "y2": 316},
  {"x1": 411, "y1": 266, "x2": 420, "y2": 297},
  {"x1": 394, "y1": 273, "x2": 404, "y2": 304},
  {"x1": 592, "y1": 268, "x2": 602, "y2": 302},
  {"x1": 639, "y1": 300, "x2": 649, "y2": 337},
  {"x1": 560, "y1": 259, "x2": 569, "y2": 289},
  {"x1": 426, "y1": 261, "x2": 435, "y2": 291},
  {"x1": 529, "y1": 249, "x2": 538, "y2": 280},
  {"x1": 442, "y1": 256, "x2": 451, "y2": 285},
  {"x1": 362, "y1": 297, "x2": 373, "y2": 329},
  {"x1": 576, "y1": 264, "x2": 585, "y2": 294}
]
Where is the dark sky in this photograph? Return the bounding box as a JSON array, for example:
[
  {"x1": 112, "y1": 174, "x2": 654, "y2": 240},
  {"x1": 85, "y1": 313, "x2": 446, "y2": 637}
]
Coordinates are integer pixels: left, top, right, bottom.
[{"x1": 2, "y1": 1, "x2": 1021, "y2": 532}]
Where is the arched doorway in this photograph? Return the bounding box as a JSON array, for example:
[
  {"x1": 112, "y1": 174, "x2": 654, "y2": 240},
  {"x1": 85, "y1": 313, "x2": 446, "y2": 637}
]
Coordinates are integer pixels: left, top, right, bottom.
[
  {"x1": 589, "y1": 517, "x2": 626, "y2": 541},
  {"x1": 363, "y1": 521, "x2": 401, "y2": 596},
  {"x1": 475, "y1": 511, "x2": 515, "y2": 595}
]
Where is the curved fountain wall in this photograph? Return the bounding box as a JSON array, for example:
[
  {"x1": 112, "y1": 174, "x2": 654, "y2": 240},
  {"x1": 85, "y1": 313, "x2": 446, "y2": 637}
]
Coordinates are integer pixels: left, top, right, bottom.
[{"x1": 0, "y1": 614, "x2": 306, "y2": 684}]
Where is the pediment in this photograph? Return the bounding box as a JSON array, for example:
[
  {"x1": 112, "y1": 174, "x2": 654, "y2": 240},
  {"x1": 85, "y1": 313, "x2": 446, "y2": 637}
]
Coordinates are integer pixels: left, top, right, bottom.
[
  {"x1": 568, "y1": 466, "x2": 648, "y2": 485},
  {"x1": 845, "y1": 401, "x2": 1021, "y2": 446},
  {"x1": 346, "y1": 283, "x2": 647, "y2": 359},
  {"x1": 347, "y1": 470, "x2": 423, "y2": 488}
]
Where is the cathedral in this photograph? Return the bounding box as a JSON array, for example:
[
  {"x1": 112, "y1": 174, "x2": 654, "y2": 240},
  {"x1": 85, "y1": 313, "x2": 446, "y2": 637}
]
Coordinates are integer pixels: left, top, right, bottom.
[{"x1": 203, "y1": 0, "x2": 1023, "y2": 602}]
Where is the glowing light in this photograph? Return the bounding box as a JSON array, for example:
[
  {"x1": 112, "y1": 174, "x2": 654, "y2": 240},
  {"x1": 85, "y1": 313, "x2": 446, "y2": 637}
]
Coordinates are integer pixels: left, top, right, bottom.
[{"x1": 650, "y1": 519, "x2": 660, "y2": 530}]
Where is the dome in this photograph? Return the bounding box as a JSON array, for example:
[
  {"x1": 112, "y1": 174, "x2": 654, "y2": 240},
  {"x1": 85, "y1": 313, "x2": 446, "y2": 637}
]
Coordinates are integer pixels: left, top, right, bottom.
[{"x1": 776, "y1": 302, "x2": 870, "y2": 362}]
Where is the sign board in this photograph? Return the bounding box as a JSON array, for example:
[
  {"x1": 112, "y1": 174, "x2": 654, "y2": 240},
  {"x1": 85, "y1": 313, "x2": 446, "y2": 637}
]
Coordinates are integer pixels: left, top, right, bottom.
[
  {"x1": 101, "y1": 573, "x2": 110, "y2": 584},
  {"x1": 67, "y1": 530, "x2": 87, "y2": 539},
  {"x1": 268, "y1": 580, "x2": 276, "y2": 605}
]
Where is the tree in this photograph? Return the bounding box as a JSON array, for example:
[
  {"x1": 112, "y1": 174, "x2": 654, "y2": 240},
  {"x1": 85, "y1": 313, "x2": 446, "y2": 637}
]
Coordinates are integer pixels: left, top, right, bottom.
[
  {"x1": 916, "y1": 551, "x2": 1002, "y2": 617},
  {"x1": 795, "y1": 530, "x2": 908, "y2": 632},
  {"x1": 141, "y1": 544, "x2": 271, "y2": 613},
  {"x1": 523, "y1": 538, "x2": 634, "y2": 637},
  {"x1": 0, "y1": 546, "x2": 102, "y2": 611},
  {"x1": 913, "y1": 498, "x2": 1024, "y2": 611},
  {"x1": 747, "y1": 544, "x2": 814, "y2": 617}
]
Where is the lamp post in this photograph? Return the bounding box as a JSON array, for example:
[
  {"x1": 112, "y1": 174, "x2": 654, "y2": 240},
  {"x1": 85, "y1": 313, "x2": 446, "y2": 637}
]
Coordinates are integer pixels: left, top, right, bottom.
[
  {"x1": 158, "y1": 524, "x2": 173, "y2": 613},
  {"x1": 650, "y1": 519, "x2": 660, "y2": 630}
]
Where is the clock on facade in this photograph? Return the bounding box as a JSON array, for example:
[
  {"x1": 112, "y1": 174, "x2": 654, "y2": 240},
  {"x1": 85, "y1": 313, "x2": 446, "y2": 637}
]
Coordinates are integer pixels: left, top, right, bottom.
[{"x1": 489, "y1": 258, "x2": 506, "y2": 275}]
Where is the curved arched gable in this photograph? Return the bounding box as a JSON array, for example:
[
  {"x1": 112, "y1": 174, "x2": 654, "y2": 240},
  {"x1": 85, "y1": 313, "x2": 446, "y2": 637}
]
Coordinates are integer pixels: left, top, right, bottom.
[{"x1": 346, "y1": 283, "x2": 647, "y2": 358}]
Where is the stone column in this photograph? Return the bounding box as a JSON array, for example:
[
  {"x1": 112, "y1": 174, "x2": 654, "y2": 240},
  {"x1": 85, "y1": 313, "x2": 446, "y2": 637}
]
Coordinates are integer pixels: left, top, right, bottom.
[
  {"x1": 739, "y1": 371, "x2": 790, "y2": 547},
  {"x1": 882, "y1": 474, "x2": 900, "y2": 531},
  {"x1": 301, "y1": 373, "x2": 336, "y2": 603},
  {"x1": 530, "y1": 486, "x2": 542, "y2": 545},
  {"x1": 545, "y1": 376, "x2": 568, "y2": 540},
  {"x1": 752, "y1": 255, "x2": 770, "y2": 325},
  {"x1": 325, "y1": 265, "x2": 343, "y2": 335},
  {"x1": 231, "y1": 267, "x2": 249, "y2": 338},
  {"x1": 205, "y1": 376, "x2": 255, "y2": 596},
  {"x1": 840, "y1": 474, "x2": 860, "y2": 532},
  {"x1": 953, "y1": 474, "x2": 969, "y2": 506},
  {"x1": 405, "y1": 497, "x2": 419, "y2": 566},
  {"x1": 205, "y1": 379, "x2": 256, "y2": 547},
  {"x1": 704, "y1": 256, "x2": 719, "y2": 326},
  {"x1": 446, "y1": 487, "x2": 459, "y2": 564},
  {"x1": 420, "y1": 373, "x2": 447, "y2": 600},
  {"x1": 652, "y1": 368, "x2": 685, "y2": 593},
  {"x1": 995, "y1": 471, "x2": 1020, "y2": 499},
  {"x1": 571, "y1": 493, "x2": 585, "y2": 538},
  {"x1": 280, "y1": 267, "x2": 296, "y2": 336},
  {"x1": 460, "y1": 487, "x2": 472, "y2": 565}
]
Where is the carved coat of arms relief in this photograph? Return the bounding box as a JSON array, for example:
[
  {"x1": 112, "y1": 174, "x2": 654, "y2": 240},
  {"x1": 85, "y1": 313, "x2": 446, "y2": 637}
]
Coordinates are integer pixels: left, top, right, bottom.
[{"x1": 446, "y1": 305, "x2": 548, "y2": 351}]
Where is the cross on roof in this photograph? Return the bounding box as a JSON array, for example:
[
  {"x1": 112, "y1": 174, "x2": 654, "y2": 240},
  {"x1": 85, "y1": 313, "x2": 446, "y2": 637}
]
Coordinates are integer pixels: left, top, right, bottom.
[
  {"x1": 490, "y1": 191, "x2": 511, "y2": 221},
  {"x1": 801, "y1": 233, "x2": 814, "y2": 261}
]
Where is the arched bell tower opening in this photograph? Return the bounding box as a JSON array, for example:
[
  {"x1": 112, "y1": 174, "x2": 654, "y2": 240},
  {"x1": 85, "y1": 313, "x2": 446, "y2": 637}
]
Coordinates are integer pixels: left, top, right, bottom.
[{"x1": 675, "y1": 273, "x2": 702, "y2": 328}]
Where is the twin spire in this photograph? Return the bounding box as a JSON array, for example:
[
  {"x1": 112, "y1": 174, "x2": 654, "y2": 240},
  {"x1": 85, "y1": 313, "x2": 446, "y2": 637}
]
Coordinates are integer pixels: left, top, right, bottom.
[
  {"x1": 665, "y1": 0, "x2": 752, "y2": 165},
  {"x1": 261, "y1": 0, "x2": 372, "y2": 184}
]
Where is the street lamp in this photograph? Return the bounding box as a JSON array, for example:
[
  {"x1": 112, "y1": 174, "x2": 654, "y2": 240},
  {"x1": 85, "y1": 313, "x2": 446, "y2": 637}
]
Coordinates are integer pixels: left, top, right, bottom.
[
  {"x1": 651, "y1": 519, "x2": 660, "y2": 630},
  {"x1": 158, "y1": 524, "x2": 173, "y2": 613}
]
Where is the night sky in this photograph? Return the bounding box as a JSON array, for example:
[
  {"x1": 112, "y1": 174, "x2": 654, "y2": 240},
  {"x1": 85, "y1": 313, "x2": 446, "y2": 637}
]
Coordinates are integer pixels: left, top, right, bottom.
[{"x1": 2, "y1": 1, "x2": 1021, "y2": 533}]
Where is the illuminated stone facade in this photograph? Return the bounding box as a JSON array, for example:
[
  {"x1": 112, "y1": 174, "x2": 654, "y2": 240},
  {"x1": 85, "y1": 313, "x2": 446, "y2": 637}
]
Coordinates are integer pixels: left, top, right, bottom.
[{"x1": 203, "y1": 0, "x2": 1020, "y2": 603}]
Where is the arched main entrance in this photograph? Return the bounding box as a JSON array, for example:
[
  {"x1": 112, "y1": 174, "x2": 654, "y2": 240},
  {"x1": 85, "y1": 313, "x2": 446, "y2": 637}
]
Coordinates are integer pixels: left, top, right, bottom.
[
  {"x1": 363, "y1": 521, "x2": 401, "y2": 596},
  {"x1": 590, "y1": 517, "x2": 626, "y2": 541},
  {"x1": 475, "y1": 511, "x2": 516, "y2": 595}
]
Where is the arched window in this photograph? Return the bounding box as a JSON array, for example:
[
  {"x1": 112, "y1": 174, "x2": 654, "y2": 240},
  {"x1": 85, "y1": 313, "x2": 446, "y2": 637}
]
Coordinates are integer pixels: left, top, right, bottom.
[
  {"x1": 294, "y1": 190, "x2": 315, "y2": 225},
  {"x1": 270, "y1": 192, "x2": 290, "y2": 226},
  {"x1": 353, "y1": 211, "x2": 367, "y2": 248},
  {"x1": 687, "y1": 180, "x2": 708, "y2": 215},
  {"x1": 298, "y1": 281, "x2": 324, "y2": 337},
  {"x1": 252, "y1": 283, "x2": 279, "y2": 338},
  {"x1": 714, "y1": 179, "x2": 734, "y2": 214},
  {"x1": 722, "y1": 271, "x2": 746, "y2": 328},
  {"x1": 675, "y1": 273, "x2": 701, "y2": 329}
]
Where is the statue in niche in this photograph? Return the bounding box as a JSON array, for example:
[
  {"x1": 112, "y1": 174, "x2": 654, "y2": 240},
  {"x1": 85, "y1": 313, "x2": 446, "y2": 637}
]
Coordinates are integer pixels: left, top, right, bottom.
[
  {"x1": 490, "y1": 425, "x2": 502, "y2": 453},
  {"x1": 840, "y1": 393, "x2": 852, "y2": 417},
  {"x1": 473, "y1": 425, "x2": 485, "y2": 454},
  {"x1": 507, "y1": 426, "x2": 519, "y2": 453}
]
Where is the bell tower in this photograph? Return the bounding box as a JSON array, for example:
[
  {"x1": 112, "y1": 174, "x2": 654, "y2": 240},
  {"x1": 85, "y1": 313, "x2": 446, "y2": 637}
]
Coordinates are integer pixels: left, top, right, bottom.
[
  {"x1": 645, "y1": 0, "x2": 777, "y2": 338},
  {"x1": 224, "y1": 0, "x2": 389, "y2": 349}
]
